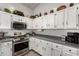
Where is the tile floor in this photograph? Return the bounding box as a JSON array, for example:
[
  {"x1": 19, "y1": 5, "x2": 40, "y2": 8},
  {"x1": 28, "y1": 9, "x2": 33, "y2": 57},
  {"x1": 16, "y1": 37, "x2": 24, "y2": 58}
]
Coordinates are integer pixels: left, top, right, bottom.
[{"x1": 24, "y1": 50, "x2": 41, "y2": 56}]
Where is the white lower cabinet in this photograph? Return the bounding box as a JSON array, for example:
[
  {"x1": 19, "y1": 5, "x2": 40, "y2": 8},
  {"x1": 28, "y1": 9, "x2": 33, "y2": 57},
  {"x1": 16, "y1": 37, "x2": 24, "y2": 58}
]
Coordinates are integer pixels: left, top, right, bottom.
[
  {"x1": 29, "y1": 37, "x2": 35, "y2": 50},
  {"x1": 51, "y1": 43, "x2": 63, "y2": 56},
  {"x1": 29, "y1": 37, "x2": 78, "y2": 56},
  {"x1": 0, "y1": 41, "x2": 12, "y2": 56},
  {"x1": 41, "y1": 40, "x2": 51, "y2": 56},
  {"x1": 62, "y1": 46, "x2": 78, "y2": 56}
]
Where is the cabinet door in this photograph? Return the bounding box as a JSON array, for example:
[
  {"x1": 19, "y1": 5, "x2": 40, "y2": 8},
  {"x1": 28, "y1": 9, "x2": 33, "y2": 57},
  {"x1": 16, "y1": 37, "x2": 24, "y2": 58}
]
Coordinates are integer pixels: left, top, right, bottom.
[
  {"x1": 0, "y1": 41, "x2": 12, "y2": 56},
  {"x1": 29, "y1": 37, "x2": 35, "y2": 50},
  {"x1": 32, "y1": 20, "x2": 35, "y2": 29},
  {"x1": 41, "y1": 40, "x2": 51, "y2": 56},
  {"x1": 51, "y1": 43, "x2": 62, "y2": 56},
  {"x1": 51, "y1": 46, "x2": 62, "y2": 56},
  {"x1": 66, "y1": 6, "x2": 78, "y2": 29},
  {"x1": 26, "y1": 18, "x2": 33, "y2": 29},
  {"x1": 53, "y1": 49, "x2": 62, "y2": 56},
  {"x1": 54, "y1": 10, "x2": 65, "y2": 29},
  {"x1": 29, "y1": 37, "x2": 33, "y2": 50},
  {"x1": 12, "y1": 14, "x2": 24, "y2": 22},
  {"x1": 45, "y1": 41, "x2": 52, "y2": 56},
  {"x1": 0, "y1": 12, "x2": 11, "y2": 29},
  {"x1": 0, "y1": 43, "x2": 1, "y2": 56},
  {"x1": 12, "y1": 15, "x2": 20, "y2": 22},
  {"x1": 37, "y1": 17, "x2": 43, "y2": 29},
  {"x1": 43, "y1": 14, "x2": 55, "y2": 29},
  {"x1": 34, "y1": 38, "x2": 39, "y2": 52},
  {"x1": 42, "y1": 15, "x2": 48, "y2": 29},
  {"x1": 51, "y1": 43, "x2": 54, "y2": 56},
  {"x1": 37, "y1": 39, "x2": 43, "y2": 55},
  {"x1": 41, "y1": 40, "x2": 47, "y2": 56},
  {"x1": 47, "y1": 14, "x2": 55, "y2": 29},
  {"x1": 32, "y1": 19, "x2": 38, "y2": 29}
]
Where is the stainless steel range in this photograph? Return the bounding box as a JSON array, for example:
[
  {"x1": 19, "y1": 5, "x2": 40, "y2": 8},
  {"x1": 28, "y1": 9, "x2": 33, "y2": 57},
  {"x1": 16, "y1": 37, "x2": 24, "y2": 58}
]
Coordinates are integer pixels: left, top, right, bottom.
[{"x1": 13, "y1": 36, "x2": 29, "y2": 56}]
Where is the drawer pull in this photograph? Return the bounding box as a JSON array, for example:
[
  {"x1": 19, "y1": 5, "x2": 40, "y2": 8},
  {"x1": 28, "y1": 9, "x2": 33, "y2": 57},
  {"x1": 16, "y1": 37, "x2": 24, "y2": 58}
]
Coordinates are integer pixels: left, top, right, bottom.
[
  {"x1": 40, "y1": 41, "x2": 41, "y2": 42},
  {"x1": 51, "y1": 48, "x2": 53, "y2": 50},
  {"x1": 47, "y1": 43, "x2": 48, "y2": 45},
  {"x1": 69, "y1": 50, "x2": 71, "y2": 51},
  {"x1": 56, "y1": 46, "x2": 58, "y2": 47}
]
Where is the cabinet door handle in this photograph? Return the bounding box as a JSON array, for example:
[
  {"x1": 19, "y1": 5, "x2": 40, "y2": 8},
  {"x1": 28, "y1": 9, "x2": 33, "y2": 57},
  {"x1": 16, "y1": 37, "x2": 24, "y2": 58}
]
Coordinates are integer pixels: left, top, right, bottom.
[
  {"x1": 62, "y1": 22, "x2": 64, "y2": 25},
  {"x1": 76, "y1": 24, "x2": 78, "y2": 27},
  {"x1": 60, "y1": 54, "x2": 62, "y2": 56},
  {"x1": 1, "y1": 52, "x2": 3, "y2": 54},
  {"x1": 66, "y1": 21, "x2": 68, "y2": 25},
  {"x1": 54, "y1": 25, "x2": 56, "y2": 28},
  {"x1": 69, "y1": 50, "x2": 71, "y2": 51},
  {"x1": 47, "y1": 43, "x2": 48, "y2": 45},
  {"x1": 11, "y1": 15, "x2": 12, "y2": 17},
  {"x1": 40, "y1": 41, "x2": 41, "y2": 42},
  {"x1": 56, "y1": 46, "x2": 58, "y2": 48},
  {"x1": 44, "y1": 48, "x2": 46, "y2": 51},
  {"x1": 77, "y1": 7, "x2": 78, "y2": 10},
  {"x1": 51, "y1": 48, "x2": 53, "y2": 50}
]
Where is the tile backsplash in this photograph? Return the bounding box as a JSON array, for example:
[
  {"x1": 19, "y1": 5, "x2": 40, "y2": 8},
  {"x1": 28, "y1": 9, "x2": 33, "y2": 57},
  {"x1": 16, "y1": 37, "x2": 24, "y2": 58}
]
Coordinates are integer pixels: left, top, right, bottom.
[
  {"x1": 0, "y1": 29, "x2": 32, "y2": 36},
  {"x1": 33, "y1": 29, "x2": 79, "y2": 36},
  {"x1": 1, "y1": 29, "x2": 79, "y2": 37}
]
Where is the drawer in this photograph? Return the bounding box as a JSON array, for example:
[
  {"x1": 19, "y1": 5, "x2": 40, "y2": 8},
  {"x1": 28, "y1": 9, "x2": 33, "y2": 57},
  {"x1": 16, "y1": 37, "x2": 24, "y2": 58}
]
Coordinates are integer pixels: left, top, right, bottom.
[
  {"x1": 63, "y1": 46, "x2": 78, "y2": 54},
  {"x1": 53, "y1": 43, "x2": 62, "y2": 49},
  {"x1": 63, "y1": 52, "x2": 77, "y2": 56}
]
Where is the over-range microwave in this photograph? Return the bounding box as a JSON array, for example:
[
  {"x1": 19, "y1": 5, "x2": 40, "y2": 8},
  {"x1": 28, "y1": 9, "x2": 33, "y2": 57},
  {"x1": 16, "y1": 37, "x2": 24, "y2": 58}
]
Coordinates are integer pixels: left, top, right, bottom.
[{"x1": 11, "y1": 22, "x2": 27, "y2": 30}]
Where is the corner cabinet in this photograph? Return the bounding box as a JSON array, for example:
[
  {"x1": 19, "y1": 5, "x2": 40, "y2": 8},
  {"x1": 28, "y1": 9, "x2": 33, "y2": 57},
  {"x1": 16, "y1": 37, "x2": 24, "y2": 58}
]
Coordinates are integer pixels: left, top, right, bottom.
[
  {"x1": 0, "y1": 40, "x2": 13, "y2": 56},
  {"x1": 0, "y1": 11, "x2": 11, "y2": 29}
]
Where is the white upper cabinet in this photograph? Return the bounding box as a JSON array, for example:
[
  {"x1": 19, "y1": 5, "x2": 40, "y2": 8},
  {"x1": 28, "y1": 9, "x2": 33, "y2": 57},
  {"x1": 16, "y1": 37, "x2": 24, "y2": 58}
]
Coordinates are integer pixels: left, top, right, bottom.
[
  {"x1": 32, "y1": 18, "x2": 38, "y2": 29},
  {"x1": 33, "y1": 17, "x2": 43, "y2": 29},
  {"x1": 25, "y1": 17, "x2": 33, "y2": 29},
  {"x1": 0, "y1": 11, "x2": 11, "y2": 29},
  {"x1": 11, "y1": 14, "x2": 24, "y2": 22},
  {"x1": 42, "y1": 14, "x2": 55, "y2": 29},
  {"x1": 33, "y1": 14, "x2": 55, "y2": 29},
  {"x1": 47, "y1": 14, "x2": 55, "y2": 29},
  {"x1": 41, "y1": 15, "x2": 47, "y2": 29},
  {"x1": 32, "y1": 5, "x2": 79, "y2": 29},
  {"x1": 54, "y1": 10, "x2": 65, "y2": 29},
  {"x1": 65, "y1": 6, "x2": 78, "y2": 29}
]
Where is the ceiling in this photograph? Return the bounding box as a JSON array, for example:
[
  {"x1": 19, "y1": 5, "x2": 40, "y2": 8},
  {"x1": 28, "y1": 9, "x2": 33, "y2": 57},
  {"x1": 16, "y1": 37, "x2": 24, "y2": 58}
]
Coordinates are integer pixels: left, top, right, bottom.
[{"x1": 22, "y1": 3, "x2": 40, "y2": 10}]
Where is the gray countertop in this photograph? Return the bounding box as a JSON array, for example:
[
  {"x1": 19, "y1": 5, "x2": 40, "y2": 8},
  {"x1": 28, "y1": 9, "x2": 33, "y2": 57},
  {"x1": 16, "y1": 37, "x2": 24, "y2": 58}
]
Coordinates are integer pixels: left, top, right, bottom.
[
  {"x1": 0, "y1": 34, "x2": 79, "y2": 49},
  {"x1": 31, "y1": 35, "x2": 79, "y2": 49},
  {"x1": 0, "y1": 38, "x2": 12, "y2": 43}
]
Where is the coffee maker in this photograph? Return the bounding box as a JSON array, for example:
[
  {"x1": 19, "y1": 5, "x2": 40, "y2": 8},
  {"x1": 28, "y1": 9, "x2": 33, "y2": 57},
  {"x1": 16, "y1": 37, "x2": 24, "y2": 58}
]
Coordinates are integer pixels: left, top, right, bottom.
[{"x1": 65, "y1": 32, "x2": 79, "y2": 44}]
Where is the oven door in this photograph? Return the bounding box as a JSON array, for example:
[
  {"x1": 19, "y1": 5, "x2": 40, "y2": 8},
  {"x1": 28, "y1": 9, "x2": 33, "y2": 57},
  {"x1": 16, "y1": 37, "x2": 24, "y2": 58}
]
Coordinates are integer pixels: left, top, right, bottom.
[{"x1": 14, "y1": 41, "x2": 29, "y2": 52}]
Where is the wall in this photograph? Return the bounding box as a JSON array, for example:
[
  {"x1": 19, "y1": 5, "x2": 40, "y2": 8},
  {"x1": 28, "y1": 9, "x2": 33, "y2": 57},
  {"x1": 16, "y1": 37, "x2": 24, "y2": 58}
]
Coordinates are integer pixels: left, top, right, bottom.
[{"x1": 0, "y1": 3, "x2": 33, "y2": 16}]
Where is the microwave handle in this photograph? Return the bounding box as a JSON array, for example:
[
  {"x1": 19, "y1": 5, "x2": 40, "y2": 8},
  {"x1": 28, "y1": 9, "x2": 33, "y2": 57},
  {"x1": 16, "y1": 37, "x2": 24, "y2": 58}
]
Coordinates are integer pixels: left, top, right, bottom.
[{"x1": 11, "y1": 22, "x2": 13, "y2": 29}]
